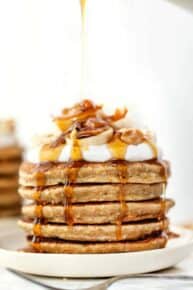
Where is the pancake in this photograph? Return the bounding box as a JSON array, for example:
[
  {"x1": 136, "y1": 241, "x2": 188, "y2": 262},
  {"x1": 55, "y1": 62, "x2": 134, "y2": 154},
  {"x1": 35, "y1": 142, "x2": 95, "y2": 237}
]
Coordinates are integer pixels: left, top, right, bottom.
[
  {"x1": 0, "y1": 160, "x2": 21, "y2": 175},
  {"x1": 0, "y1": 176, "x2": 18, "y2": 189},
  {"x1": 0, "y1": 146, "x2": 22, "y2": 161},
  {"x1": 19, "y1": 161, "x2": 169, "y2": 186},
  {"x1": 26, "y1": 235, "x2": 167, "y2": 253},
  {"x1": 18, "y1": 219, "x2": 168, "y2": 242},
  {"x1": 0, "y1": 192, "x2": 20, "y2": 206},
  {"x1": 22, "y1": 199, "x2": 174, "y2": 224},
  {"x1": 19, "y1": 183, "x2": 164, "y2": 204}
]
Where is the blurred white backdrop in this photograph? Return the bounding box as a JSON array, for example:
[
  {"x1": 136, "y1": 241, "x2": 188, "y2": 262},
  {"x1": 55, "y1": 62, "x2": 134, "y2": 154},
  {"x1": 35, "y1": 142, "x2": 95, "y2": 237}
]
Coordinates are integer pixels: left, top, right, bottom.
[{"x1": 0, "y1": 0, "x2": 193, "y2": 221}]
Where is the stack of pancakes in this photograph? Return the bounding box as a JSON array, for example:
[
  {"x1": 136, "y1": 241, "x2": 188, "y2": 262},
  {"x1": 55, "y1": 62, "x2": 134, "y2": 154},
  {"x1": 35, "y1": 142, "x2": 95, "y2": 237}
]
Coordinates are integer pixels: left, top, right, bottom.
[
  {"x1": 18, "y1": 100, "x2": 174, "y2": 253},
  {"x1": 0, "y1": 120, "x2": 22, "y2": 217}
]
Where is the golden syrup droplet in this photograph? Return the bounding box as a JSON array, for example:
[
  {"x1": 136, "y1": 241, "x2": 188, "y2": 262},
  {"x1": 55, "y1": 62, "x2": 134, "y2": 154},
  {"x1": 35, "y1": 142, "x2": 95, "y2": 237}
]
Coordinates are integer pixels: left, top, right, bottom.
[{"x1": 108, "y1": 137, "x2": 127, "y2": 160}]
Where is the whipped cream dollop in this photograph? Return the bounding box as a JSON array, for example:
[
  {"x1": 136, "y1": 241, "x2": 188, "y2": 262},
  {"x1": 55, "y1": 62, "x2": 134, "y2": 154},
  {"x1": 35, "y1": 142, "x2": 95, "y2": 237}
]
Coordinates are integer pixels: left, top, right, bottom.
[
  {"x1": 27, "y1": 142, "x2": 161, "y2": 163},
  {"x1": 26, "y1": 100, "x2": 161, "y2": 163}
]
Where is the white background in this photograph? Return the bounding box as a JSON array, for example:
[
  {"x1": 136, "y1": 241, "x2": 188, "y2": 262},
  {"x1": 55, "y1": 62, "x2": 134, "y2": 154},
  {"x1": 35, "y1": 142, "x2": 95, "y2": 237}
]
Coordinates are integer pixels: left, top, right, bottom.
[{"x1": 0, "y1": 0, "x2": 193, "y2": 221}]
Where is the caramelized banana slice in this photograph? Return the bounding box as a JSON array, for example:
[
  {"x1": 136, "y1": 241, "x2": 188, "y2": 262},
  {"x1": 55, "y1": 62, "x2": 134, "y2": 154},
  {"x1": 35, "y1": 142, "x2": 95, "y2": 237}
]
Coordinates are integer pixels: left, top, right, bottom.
[
  {"x1": 79, "y1": 127, "x2": 113, "y2": 146},
  {"x1": 104, "y1": 108, "x2": 128, "y2": 126},
  {"x1": 119, "y1": 128, "x2": 146, "y2": 145},
  {"x1": 54, "y1": 100, "x2": 102, "y2": 131}
]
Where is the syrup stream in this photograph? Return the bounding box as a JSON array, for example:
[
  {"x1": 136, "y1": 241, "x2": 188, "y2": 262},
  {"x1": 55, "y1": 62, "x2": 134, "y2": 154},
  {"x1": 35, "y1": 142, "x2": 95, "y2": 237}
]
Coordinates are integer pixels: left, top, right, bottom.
[{"x1": 80, "y1": 0, "x2": 87, "y2": 98}]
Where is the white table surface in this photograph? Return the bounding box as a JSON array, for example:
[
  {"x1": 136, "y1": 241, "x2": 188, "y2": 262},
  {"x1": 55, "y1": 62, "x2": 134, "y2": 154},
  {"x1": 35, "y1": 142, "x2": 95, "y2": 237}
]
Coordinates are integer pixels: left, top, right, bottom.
[
  {"x1": 1, "y1": 265, "x2": 193, "y2": 290},
  {"x1": 0, "y1": 267, "x2": 44, "y2": 290}
]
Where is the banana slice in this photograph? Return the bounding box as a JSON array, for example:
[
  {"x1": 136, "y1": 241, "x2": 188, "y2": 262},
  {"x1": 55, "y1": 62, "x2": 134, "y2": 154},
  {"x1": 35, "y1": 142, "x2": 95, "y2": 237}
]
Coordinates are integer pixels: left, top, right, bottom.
[
  {"x1": 118, "y1": 128, "x2": 146, "y2": 145},
  {"x1": 79, "y1": 127, "x2": 114, "y2": 147},
  {"x1": 54, "y1": 100, "x2": 102, "y2": 132},
  {"x1": 31, "y1": 133, "x2": 61, "y2": 147}
]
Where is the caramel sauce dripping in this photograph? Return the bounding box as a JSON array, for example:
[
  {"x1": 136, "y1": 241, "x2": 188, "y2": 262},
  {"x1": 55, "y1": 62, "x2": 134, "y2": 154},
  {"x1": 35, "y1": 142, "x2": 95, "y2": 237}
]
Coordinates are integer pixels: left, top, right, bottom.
[
  {"x1": 32, "y1": 222, "x2": 42, "y2": 252},
  {"x1": 35, "y1": 204, "x2": 43, "y2": 218},
  {"x1": 108, "y1": 137, "x2": 127, "y2": 160},
  {"x1": 63, "y1": 163, "x2": 83, "y2": 226},
  {"x1": 159, "y1": 160, "x2": 171, "y2": 180},
  {"x1": 40, "y1": 144, "x2": 64, "y2": 162},
  {"x1": 33, "y1": 189, "x2": 41, "y2": 202},
  {"x1": 161, "y1": 183, "x2": 167, "y2": 236},
  {"x1": 64, "y1": 185, "x2": 74, "y2": 226},
  {"x1": 32, "y1": 191, "x2": 44, "y2": 251},
  {"x1": 156, "y1": 160, "x2": 170, "y2": 238},
  {"x1": 31, "y1": 164, "x2": 51, "y2": 252},
  {"x1": 116, "y1": 163, "x2": 128, "y2": 240},
  {"x1": 64, "y1": 130, "x2": 83, "y2": 225},
  {"x1": 70, "y1": 129, "x2": 82, "y2": 161},
  {"x1": 35, "y1": 171, "x2": 46, "y2": 187}
]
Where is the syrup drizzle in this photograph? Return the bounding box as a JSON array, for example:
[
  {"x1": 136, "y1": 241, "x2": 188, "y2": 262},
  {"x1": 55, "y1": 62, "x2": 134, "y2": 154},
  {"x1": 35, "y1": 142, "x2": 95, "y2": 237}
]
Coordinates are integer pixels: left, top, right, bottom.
[
  {"x1": 33, "y1": 202, "x2": 43, "y2": 250},
  {"x1": 35, "y1": 171, "x2": 46, "y2": 187},
  {"x1": 108, "y1": 137, "x2": 127, "y2": 160},
  {"x1": 159, "y1": 161, "x2": 170, "y2": 236},
  {"x1": 108, "y1": 136, "x2": 128, "y2": 239},
  {"x1": 80, "y1": 0, "x2": 87, "y2": 98},
  {"x1": 115, "y1": 163, "x2": 128, "y2": 240},
  {"x1": 31, "y1": 131, "x2": 83, "y2": 251},
  {"x1": 31, "y1": 164, "x2": 49, "y2": 251},
  {"x1": 63, "y1": 134, "x2": 83, "y2": 225},
  {"x1": 63, "y1": 163, "x2": 81, "y2": 226},
  {"x1": 70, "y1": 129, "x2": 82, "y2": 161}
]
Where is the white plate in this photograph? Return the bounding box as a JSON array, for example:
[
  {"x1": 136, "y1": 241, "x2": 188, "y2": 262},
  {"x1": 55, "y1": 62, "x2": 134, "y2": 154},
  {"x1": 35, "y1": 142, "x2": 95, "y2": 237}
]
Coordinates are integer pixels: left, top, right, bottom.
[{"x1": 0, "y1": 218, "x2": 193, "y2": 278}]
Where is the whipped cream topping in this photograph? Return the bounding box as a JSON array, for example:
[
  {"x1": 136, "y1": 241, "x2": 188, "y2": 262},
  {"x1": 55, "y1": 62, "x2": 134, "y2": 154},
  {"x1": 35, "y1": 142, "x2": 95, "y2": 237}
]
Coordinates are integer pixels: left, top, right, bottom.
[
  {"x1": 26, "y1": 99, "x2": 161, "y2": 163},
  {"x1": 26, "y1": 142, "x2": 161, "y2": 163}
]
